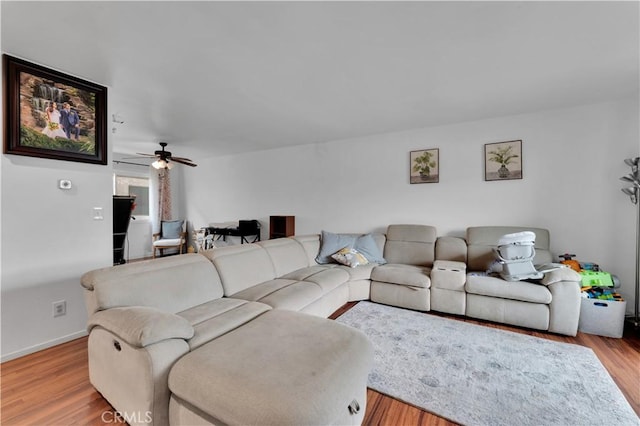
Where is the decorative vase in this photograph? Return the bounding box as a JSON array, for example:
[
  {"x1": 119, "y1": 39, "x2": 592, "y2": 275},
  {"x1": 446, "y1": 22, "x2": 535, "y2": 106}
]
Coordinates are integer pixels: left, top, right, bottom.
[{"x1": 498, "y1": 165, "x2": 510, "y2": 178}]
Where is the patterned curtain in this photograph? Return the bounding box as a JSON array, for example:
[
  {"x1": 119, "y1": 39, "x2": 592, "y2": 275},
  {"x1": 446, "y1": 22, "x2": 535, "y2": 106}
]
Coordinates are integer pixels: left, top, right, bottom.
[{"x1": 157, "y1": 168, "x2": 172, "y2": 222}]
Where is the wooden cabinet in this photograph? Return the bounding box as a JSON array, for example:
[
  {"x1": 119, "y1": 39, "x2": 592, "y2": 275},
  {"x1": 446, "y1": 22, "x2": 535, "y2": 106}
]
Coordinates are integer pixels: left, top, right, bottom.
[{"x1": 269, "y1": 216, "x2": 295, "y2": 239}]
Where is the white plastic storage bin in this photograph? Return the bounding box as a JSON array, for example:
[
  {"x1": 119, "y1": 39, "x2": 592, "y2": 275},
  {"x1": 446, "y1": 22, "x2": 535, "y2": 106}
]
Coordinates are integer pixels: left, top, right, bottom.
[{"x1": 578, "y1": 298, "x2": 626, "y2": 338}]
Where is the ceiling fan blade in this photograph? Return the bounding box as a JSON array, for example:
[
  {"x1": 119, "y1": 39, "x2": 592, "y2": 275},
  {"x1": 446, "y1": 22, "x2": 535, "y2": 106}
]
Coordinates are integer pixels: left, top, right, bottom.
[
  {"x1": 170, "y1": 155, "x2": 194, "y2": 162},
  {"x1": 171, "y1": 157, "x2": 198, "y2": 167},
  {"x1": 134, "y1": 153, "x2": 157, "y2": 157}
]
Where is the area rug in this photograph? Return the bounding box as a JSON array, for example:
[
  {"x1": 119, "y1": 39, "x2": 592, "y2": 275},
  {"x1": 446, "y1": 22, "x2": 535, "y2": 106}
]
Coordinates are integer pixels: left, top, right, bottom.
[{"x1": 336, "y1": 301, "x2": 639, "y2": 426}]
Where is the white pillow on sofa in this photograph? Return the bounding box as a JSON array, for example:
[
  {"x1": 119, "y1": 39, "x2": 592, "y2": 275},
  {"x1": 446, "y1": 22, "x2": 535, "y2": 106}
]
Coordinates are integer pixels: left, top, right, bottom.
[{"x1": 331, "y1": 247, "x2": 370, "y2": 268}]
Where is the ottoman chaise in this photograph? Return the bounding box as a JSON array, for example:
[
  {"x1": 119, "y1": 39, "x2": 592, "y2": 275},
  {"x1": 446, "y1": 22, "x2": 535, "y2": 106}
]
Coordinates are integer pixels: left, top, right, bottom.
[{"x1": 168, "y1": 310, "x2": 373, "y2": 425}]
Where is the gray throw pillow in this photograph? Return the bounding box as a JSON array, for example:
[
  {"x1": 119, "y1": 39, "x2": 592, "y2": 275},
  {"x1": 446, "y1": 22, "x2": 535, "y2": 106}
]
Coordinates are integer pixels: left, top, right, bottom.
[
  {"x1": 355, "y1": 233, "x2": 387, "y2": 264},
  {"x1": 162, "y1": 220, "x2": 184, "y2": 239},
  {"x1": 315, "y1": 230, "x2": 357, "y2": 264}
]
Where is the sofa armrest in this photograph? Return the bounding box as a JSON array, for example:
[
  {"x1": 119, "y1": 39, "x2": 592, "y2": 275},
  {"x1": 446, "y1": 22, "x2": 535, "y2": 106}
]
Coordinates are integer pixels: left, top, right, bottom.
[
  {"x1": 88, "y1": 306, "x2": 194, "y2": 348},
  {"x1": 435, "y1": 236, "x2": 467, "y2": 263},
  {"x1": 431, "y1": 260, "x2": 466, "y2": 291},
  {"x1": 540, "y1": 267, "x2": 581, "y2": 285},
  {"x1": 547, "y1": 280, "x2": 581, "y2": 336}
]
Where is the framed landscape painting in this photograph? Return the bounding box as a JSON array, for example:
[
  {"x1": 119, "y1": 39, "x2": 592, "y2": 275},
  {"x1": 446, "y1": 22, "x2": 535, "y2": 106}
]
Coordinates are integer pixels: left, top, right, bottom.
[
  {"x1": 3, "y1": 55, "x2": 107, "y2": 165},
  {"x1": 410, "y1": 148, "x2": 439, "y2": 184},
  {"x1": 484, "y1": 140, "x2": 522, "y2": 181}
]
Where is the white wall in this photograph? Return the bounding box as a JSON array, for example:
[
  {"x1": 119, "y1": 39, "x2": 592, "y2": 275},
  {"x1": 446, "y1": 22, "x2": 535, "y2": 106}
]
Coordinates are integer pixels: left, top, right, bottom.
[
  {"x1": 1, "y1": 156, "x2": 113, "y2": 361},
  {"x1": 1, "y1": 98, "x2": 636, "y2": 361},
  {"x1": 184, "y1": 98, "x2": 640, "y2": 313}
]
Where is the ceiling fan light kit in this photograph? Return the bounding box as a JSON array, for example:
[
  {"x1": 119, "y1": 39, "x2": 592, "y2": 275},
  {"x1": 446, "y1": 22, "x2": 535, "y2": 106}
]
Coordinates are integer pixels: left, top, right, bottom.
[
  {"x1": 152, "y1": 159, "x2": 173, "y2": 170},
  {"x1": 136, "y1": 142, "x2": 197, "y2": 169}
]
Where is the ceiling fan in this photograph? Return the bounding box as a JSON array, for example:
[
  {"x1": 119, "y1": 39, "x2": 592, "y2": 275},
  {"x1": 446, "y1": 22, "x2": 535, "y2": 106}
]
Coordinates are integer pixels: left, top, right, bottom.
[{"x1": 136, "y1": 142, "x2": 197, "y2": 169}]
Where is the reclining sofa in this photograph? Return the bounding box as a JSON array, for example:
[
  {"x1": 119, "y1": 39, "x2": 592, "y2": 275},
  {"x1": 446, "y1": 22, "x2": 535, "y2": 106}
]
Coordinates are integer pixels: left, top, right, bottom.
[{"x1": 80, "y1": 224, "x2": 582, "y2": 425}]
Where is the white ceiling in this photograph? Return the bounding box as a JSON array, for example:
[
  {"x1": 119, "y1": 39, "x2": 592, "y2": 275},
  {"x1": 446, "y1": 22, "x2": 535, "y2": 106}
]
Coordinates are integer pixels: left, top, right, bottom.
[{"x1": 2, "y1": 1, "x2": 639, "y2": 161}]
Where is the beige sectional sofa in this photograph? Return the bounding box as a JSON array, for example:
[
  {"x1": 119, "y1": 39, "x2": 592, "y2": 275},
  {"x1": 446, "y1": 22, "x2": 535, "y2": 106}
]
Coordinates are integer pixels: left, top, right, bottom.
[{"x1": 80, "y1": 224, "x2": 582, "y2": 426}]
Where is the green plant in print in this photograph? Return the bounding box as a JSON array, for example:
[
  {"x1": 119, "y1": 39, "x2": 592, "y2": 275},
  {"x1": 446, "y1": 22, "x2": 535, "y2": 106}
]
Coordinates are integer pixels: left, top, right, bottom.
[{"x1": 413, "y1": 151, "x2": 436, "y2": 176}]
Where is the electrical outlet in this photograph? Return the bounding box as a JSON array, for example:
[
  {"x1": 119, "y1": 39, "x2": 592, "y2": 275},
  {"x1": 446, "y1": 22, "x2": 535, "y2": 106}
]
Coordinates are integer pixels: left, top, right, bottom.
[{"x1": 53, "y1": 300, "x2": 66, "y2": 317}]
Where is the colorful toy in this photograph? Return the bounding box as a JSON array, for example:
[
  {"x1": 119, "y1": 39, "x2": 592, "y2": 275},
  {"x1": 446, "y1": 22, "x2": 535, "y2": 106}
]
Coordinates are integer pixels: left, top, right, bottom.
[
  {"x1": 579, "y1": 270, "x2": 614, "y2": 287},
  {"x1": 581, "y1": 286, "x2": 624, "y2": 301},
  {"x1": 559, "y1": 253, "x2": 581, "y2": 272}
]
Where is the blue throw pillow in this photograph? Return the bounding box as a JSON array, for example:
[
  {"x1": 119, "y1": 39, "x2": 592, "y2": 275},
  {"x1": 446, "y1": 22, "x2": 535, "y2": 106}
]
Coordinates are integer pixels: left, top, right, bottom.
[
  {"x1": 355, "y1": 233, "x2": 387, "y2": 264},
  {"x1": 315, "y1": 231, "x2": 357, "y2": 264},
  {"x1": 162, "y1": 220, "x2": 184, "y2": 239}
]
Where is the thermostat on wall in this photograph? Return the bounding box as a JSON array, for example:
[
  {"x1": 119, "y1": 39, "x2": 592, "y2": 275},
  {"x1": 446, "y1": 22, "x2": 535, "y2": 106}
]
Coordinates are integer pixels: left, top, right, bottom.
[{"x1": 58, "y1": 179, "x2": 72, "y2": 190}]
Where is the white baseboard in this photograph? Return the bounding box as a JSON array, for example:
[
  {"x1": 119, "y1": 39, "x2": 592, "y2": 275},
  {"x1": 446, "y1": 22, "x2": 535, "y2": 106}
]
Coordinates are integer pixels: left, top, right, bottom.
[{"x1": 1, "y1": 329, "x2": 88, "y2": 362}]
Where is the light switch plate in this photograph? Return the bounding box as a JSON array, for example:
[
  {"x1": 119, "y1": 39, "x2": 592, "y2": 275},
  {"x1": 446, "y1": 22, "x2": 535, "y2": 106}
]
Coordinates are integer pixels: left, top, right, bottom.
[{"x1": 93, "y1": 207, "x2": 104, "y2": 220}]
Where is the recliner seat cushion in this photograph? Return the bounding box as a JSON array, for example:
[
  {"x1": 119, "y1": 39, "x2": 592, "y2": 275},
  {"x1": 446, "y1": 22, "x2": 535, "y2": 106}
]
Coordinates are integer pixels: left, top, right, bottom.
[
  {"x1": 336, "y1": 263, "x2": 377, "y2": 281},
  {"x1": 230, "y1": 279, "x2": 324, "y2": 311},
  {"x1": 177, "y1": 298, "x2": 272, "y2": 350},
  {"x1": 300, "y1": 268, "x2": 351, "y2": 292},
  {"x1": 465, "y1": 274, "x2": 552, "y2": 304},
  {"x1": 281, "y1": 265, "x2": 334, "y2": 281},
  {"x1": 370, "y1": 264, "x2": 431, "y2": 288}
]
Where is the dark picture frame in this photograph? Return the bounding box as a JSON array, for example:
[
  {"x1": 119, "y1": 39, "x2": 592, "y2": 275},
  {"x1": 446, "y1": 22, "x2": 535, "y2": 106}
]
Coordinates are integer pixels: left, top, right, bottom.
[
  {"x1": 484, "y1": 140, "x2": 522, "y2": 181},
  {"x1": 3, "y1": 55, "x2": 107, "y2": 165},
  {"x1": 410, "y1": 148, "x2": 439, "y2": 184}
]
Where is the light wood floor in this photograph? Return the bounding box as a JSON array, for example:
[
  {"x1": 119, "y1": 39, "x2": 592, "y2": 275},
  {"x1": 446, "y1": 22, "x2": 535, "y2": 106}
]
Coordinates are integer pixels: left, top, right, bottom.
[{"x1": 2, "y1": 302, "x2": 639, "y2": 425}]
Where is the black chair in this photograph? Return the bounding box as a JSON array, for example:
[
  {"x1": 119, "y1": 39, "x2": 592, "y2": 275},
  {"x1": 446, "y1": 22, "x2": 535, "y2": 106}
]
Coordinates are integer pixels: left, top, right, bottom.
[{"x1": 238, "y1": 220, "x2": 261, "y2": 244}]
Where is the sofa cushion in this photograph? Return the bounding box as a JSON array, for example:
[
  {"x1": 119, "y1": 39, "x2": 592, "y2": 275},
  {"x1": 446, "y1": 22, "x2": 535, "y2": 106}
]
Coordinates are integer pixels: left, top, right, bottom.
[
  {"x1": 281, "y1": 265, "x2": 333, "y2": 280},
  {"x1": 383, "y1": 224, "x2": 437, "y2": 266},
  {"x1": 371, "y1": 264, "x2": 431, "y2": 288},
  {"x1": 257, "y1": 238, "x2": 310, "y2": 277},
  {"x1": 283, "y1": 265, "x2": 354, "y2": 290},
  {"x1": 259, "y1": 281, "x2": 325, "y2": 311},
  {"x1": 230, "y1": 279, "x2": 324, "y2": 311},
  {"x1": 336, "y1": 263, "x2": 377, "y2": 281},
  {"x1": 293, "y1": 234, "x2": 322, "y2": 265},
  {"x1": 465, "y1": 273, "x2": 552, "y2": 304},
  {"x1": 202, "y1": 244, "x2": 277, "y2": 296},
  {"x1": 178, "y1": 298, "x2": 272, "y2": 350},
  {"x1": 82, "y1": 254, "x2": 223, "y2": 314},
  {"x1": 301, "y1": 268, "x2": 351, "y2": 292}
]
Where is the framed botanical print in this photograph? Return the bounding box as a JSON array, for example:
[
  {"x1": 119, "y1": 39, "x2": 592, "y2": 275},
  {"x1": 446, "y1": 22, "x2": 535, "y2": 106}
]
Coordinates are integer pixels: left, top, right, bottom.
[
  {"x1": 484, "y1": 140, "x2": 522, "y2": 181},
  {"x1": 3, "y1": 55, "x2": 107, "y2": 165},
  {"x1": 410, "y1": 148, "x2": 439, "y2": 184}
]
